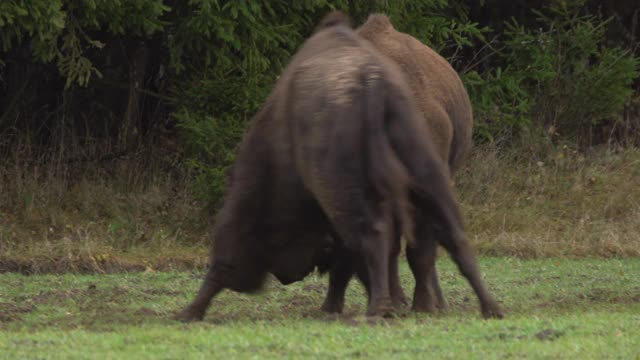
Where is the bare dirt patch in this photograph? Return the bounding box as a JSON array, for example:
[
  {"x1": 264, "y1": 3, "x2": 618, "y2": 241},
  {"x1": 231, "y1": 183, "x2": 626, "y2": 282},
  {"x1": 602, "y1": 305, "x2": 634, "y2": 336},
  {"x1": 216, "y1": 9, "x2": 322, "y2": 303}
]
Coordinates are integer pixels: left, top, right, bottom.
[
  {"x1": 535, "y1": 329, "x2": 565, "y2": 341},
  {"x1": 280, "y1": 295, "x2": 318, "y2": 314},
  {"x1": 141, "y1": 288, "x2": 182, "y2": 297},
  {"x1": 135, "y1": 307, "x2": 162, "y2": 316},
  {"x1": 0, "y1": 302, "x2": 36, "y2": 322},
  {"x1": 0, "y1": 256, "x2": 207, "y2": 275},
  {"x1": 301, "y1": 283, "x2": 325, "y2": 294},
  {"x1": 537, "y1": 288, "x2": 640, "y2": 309}
]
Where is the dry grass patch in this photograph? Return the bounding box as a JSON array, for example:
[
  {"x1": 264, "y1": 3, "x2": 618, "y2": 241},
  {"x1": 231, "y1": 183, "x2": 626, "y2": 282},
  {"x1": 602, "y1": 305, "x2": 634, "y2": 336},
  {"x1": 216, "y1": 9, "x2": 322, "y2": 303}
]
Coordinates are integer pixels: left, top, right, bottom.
[
  {"x1": 0, "y1": 145, "x2": 210, "y2": 273},
  {"x1": 458, "y1": 144, "x2": 640, "y2": 257},
  {"x1": 1, "y1": 141, "x2": 639, "y2": 273}
]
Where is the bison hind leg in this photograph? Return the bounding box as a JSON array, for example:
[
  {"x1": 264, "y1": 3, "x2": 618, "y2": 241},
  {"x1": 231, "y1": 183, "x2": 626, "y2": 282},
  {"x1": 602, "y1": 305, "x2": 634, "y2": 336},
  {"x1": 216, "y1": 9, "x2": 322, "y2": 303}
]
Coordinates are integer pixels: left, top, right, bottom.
[
  {"x1": 174, "y1": 268, "x2": 225, "y2": 322},
  {"x1": 336, "y1": 214, "x2": 396, "y2": 317},
  {"x1": 435, "y1": 227, "x2": 504, "y2": 319}
]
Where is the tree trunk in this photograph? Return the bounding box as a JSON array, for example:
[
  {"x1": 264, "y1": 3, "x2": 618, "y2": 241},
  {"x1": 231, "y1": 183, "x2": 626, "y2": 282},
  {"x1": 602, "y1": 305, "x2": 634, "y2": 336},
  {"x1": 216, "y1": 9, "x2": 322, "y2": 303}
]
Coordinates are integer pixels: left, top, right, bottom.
[{"x1": 120, "y1": 40, "x2": 149, "y2": 151}]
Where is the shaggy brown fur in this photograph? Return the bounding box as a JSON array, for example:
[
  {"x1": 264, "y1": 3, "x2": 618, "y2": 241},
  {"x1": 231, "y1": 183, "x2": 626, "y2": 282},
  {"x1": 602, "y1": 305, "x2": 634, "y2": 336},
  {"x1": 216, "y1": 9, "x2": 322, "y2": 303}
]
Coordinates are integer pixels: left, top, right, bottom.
[
  {"x1": 357, "y1": 14, "x2": 473, "y2": 171},
  {"x1": 174, "y1": 11, "x2": 501, "y2": 322},
  {"x1": 361, "y1": 13, "x2": 473, "y2": 312},
  {"x1": 321, "y1": 14, "x2": 476, "y2": 314}
]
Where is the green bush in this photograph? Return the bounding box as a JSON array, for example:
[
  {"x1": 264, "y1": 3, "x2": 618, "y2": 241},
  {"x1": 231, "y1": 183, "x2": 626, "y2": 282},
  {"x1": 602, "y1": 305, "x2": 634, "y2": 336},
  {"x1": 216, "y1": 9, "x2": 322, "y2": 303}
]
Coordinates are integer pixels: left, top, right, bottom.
[
  {"x1": 168, "y1": 1, "x2": 337, "y2": 207},
  {"x1": 175, "y1": 111, "x2": 246, "y2": 209},
  {"x1": 381, "y1": 0, "x2": 488, "y2": 54},
  {"x1": 463, "y1": 69, "x2": 532, "y2": 143},
  {"x1": 1, "y1": 0, "x2": 638, "y2": 209},
  {"x1": 466, "y1": 1, "x2": 639, "y2": 144},
  {"x1": 172, "y1": 0, "x2": 489, "y2": 207}
]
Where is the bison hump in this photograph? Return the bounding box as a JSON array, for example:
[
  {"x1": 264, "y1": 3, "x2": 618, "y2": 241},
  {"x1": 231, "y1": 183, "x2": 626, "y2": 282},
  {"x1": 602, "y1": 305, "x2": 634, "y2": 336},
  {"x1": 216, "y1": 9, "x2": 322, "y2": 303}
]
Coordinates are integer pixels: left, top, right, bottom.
[
  {"x1": 361, "y1": 14, "x2": 394, "y2": 32},
  {"x1": 316, "y1": 11, "x2": 352, "y2": 31}
]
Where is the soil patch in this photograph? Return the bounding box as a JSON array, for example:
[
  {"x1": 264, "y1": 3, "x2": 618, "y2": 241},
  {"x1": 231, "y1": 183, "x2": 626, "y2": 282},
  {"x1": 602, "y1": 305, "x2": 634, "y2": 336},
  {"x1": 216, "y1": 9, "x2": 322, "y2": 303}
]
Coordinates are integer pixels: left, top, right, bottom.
[
  {"x1": 537, "y1": 288, "x2": 640, "y2": 308},
  {"x1": 0, "y1": 302, "x2": 36, "y2": 322},
  {"x1": 535, "y1": 329, "x2": 565, "y2": 341},
  {"x1": 0, "y1": 256, "x2": 207, "y2": 275}
]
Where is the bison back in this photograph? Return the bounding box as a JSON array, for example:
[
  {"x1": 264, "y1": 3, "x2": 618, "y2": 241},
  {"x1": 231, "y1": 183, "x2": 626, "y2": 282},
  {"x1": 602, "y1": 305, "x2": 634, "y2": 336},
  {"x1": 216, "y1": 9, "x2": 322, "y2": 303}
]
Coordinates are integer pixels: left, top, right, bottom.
[{"x1": 357, "y1": 14, "x2": 473, "y2": 173}]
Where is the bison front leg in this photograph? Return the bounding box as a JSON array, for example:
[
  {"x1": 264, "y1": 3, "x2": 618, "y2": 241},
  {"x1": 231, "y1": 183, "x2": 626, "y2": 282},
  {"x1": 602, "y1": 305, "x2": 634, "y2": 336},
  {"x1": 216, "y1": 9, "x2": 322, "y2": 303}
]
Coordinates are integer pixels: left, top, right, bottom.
[
  {"x1": 174, "y1": 267, "x2": 224, "y2": 322},
  {"x1": 358, "y1": 253, "x2": 407, "y2": 310},
  {"x1": 406, "y1": 221, "x2": 446, "y2": 313},
  {"x1": 388, "y1": 221, "x2": 408, "y2": 309},
  {"x1": 351, "y1": 219, "x2": 407, "y2": 311},
  {"x1": 322, "y1": 233, "x2": 406, "y2": 314},
  {"x1": 359, "y1": 218, "x2": 395, "y2": 317},
  {"x1": 406, "y1": 234, "x2": 438, "y2": 313},
  {"x1": 325, "y1": 216, "x2": 395, "y2": 317},
  {"x1": 321, "y1": 249, "x2": 355, "y2": 314},
  {"x1": 429, "y1": 265, "x2": 447, "y2": 310}
]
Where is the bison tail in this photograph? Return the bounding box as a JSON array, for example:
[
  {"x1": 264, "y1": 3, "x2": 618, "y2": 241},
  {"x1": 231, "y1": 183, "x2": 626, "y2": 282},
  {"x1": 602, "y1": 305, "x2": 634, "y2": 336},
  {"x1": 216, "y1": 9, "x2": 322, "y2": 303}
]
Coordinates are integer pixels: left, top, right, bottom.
[
  {"x1": 382, "y1": 85, "x2": 466, "y2": 245},
  {"x1": 364, "y1": 74, "x2": 415, "y2": 246}
]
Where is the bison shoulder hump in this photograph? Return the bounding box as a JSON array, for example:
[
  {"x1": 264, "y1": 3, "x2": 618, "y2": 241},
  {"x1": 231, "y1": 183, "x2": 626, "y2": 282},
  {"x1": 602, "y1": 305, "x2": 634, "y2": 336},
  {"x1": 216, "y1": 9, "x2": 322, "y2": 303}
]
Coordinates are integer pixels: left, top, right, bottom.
[
  {"x1": 316, "y1": 11, "x2": 352, "y2": 31},
  {"x1": 360, "y1": 14, "x2": 394, "y2": 32}
]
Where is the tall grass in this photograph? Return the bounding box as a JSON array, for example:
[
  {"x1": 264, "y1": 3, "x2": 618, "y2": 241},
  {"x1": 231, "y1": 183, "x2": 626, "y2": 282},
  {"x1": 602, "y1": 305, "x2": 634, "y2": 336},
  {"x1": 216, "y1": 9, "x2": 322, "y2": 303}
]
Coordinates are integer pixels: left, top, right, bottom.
[
  {"x1": 1, "y1": 136, "x2": 639, "y2": 273},
  {"x1": 0, "y1": 137, "x2": 210, "y2": 273},
  {"x1": 458, "y1": 143, "x2": 640, "y2": 258}
]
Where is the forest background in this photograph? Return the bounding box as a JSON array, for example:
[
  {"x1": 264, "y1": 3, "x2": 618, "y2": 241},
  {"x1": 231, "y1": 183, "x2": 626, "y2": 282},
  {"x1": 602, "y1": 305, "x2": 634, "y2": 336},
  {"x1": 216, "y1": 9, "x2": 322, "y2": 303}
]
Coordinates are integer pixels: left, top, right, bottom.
[{"x1": 1, "y1": 0, "x2": 639, "y2": 272}]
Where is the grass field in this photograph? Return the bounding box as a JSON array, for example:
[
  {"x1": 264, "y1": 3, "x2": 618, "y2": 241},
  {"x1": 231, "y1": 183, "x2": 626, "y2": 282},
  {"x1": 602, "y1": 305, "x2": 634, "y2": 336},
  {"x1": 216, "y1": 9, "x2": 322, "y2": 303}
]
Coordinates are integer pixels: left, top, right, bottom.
[
  {"x1": 1, "y1": 257, "x2": 639, "y2": 359},
  {"x1": 1, "y1": 143, "x2": 639, "y2": 358}
]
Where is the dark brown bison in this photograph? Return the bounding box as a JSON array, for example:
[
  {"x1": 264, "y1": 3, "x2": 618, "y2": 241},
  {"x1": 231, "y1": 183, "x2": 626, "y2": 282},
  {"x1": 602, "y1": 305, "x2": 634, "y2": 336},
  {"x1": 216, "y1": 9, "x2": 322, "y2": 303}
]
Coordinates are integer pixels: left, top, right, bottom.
[
  {"x1": 321, "y1": 14, "x2": 477, "y2": 315},
  {"x1": 175, "y1": 11, "x2": 501, "y2": 322}
]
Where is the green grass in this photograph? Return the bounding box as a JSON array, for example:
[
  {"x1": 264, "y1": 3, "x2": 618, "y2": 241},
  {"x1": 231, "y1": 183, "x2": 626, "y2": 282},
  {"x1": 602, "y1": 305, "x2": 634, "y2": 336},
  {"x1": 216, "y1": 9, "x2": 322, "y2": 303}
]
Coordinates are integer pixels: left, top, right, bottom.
[{"x1": 1, "y1": 257, "x2": 639, "y2": 359}]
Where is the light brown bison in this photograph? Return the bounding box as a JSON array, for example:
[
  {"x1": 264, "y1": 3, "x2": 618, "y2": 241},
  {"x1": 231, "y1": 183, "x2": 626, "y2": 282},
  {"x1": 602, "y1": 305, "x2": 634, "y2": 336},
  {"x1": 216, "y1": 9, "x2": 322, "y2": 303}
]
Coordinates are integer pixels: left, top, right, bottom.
[
  {"x1": 358, "y1": 15, "x2": 473, "y2": 172},
  {"x1": 321, "y1": 14, "x2": 476, "y2": 314},
  {"x1": 175, "y1": 11, "x2": 501, "y2": 322}
]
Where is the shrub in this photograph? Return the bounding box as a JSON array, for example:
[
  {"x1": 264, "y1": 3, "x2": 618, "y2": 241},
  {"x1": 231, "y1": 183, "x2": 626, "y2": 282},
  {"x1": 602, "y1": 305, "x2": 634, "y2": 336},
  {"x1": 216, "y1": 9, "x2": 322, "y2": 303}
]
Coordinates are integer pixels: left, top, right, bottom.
[{"x1": 466, "y1": 1, "x2": 639, "y2": 145}]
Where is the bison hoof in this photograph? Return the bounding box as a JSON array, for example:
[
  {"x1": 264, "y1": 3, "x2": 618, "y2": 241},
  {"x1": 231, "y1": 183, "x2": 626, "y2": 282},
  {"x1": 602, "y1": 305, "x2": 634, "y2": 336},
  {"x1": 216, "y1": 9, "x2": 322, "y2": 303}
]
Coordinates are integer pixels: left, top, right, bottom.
[
  {"x1": 411, "y1": 297, "x2": 436, "y2": 313},
  {"x1": 366, "y1": 301, "x2": 395, "y2": 318},
  {"x1": 391, "y1": 295, "x2": 409, "y2": 310},
  {"x1": 174, "y1": 307, "x2": 205, "y2": 322},
  {"x1": 320, "y1": 301, "x2": 344, "y2": 314},
  {"x1": 435, "y1": 298, "x2": 448, "y2": 311},
  {"x1": 411, "y1": 288, "x2": 438, "y2": 313},
  {"x1": 367, "y1": 308, "x2": 395, "y2": 318},
  {"x1": 411, "y1": 304, "x2": 436, "y2": 313},
  {"x1": 481, "y1": 302, "x2": 504, "y2": 319}
]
